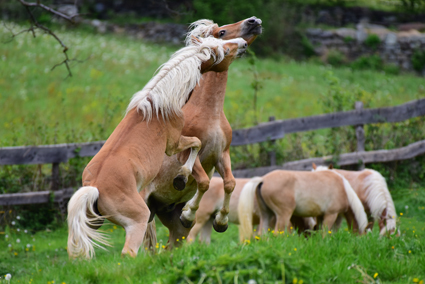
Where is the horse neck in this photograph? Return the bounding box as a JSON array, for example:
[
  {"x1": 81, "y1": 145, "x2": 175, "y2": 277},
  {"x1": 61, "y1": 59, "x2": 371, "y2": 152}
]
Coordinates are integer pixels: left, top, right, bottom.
[{"x1": 185, "y1": 70, "x2": 228, "y2": 116}]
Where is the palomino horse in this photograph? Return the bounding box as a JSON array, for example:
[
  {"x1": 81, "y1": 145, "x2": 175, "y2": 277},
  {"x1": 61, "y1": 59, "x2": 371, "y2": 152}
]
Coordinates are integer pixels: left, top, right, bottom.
[
  {"x1": 67, "y1": 36, "x2": 248, "y2": 259},
  {"x1": 237, "y1": 170, "x2": 368, "y2": 241},
  {"x1": 140, "y1": 17, "x2": 262, "y2": 247},
  {"x1": 187, "y1": 177, "x2": 316, "y2": 243},
  {"x1": 312, "y1": 164, "x2": 397, "y2": 235}
]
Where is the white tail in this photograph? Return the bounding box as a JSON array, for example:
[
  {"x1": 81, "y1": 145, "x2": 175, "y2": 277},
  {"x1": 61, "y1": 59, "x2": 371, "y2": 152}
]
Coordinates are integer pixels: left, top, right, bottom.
[
  {"x1": 338, "y1": 174, "x2": 368, "y2": 233},
  {"x1": 67, "y1": 186, "x2": 110, "y2": 259},
  {"x1": 363, "y1": 170, "x2": 397, "y2": 235},
  {"x1": 237, "y1": 177, "x2": 263, "y2": 242}
]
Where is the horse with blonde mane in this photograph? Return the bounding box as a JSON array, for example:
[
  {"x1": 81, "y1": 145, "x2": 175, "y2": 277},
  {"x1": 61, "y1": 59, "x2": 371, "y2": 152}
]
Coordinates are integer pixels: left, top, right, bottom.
[
  {"x1": 67, "y1": 36, "x2": 248, "y2": 259},
  {"x1": 187, "y1": 177, "x2": 316, "y2": 243},
  {"x1": 140, "y1": 17, "x2": 262, "y2": 248},
  {"x1": 312, "y1": 163, "x2": 397, "y2": 235},
  {"x1": 237, "y1": 170, "x2": 368, "y2": 241}
]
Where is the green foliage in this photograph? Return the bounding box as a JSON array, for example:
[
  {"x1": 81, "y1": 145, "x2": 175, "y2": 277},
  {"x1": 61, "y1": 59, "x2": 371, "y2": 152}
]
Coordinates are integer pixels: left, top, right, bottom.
[
  {"x1": 326, "y1": 49, "x2": 346, "y2": 67},
  {"x1": 364, "y1": 34, "x2": 381, "y2": 50},
  {"x1": 343, "y1": 36, "x2": 355, "y2": 44},
  {"x1": 351, "y1": 55, "x2": 383, "y2": 70},
  {"x1": 383, "y1": 63, "x2": 400, "y2": 75},
  {"x1": 399, "y1": 0, "x2": 425, "y2": 13},
  {"x1": 301, "y1": 36, "x2": 316, "y2": 58},
  {"x1": 411, "y1": 49, "x2": 425, "y2": 73}
]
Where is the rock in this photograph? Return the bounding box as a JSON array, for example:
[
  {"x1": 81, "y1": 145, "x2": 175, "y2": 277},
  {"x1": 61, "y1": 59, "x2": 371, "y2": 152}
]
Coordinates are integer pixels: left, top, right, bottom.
[
  {"x1": 384, "y1": 33, "x2": 398, "y2": 49},
  {"x1": 57, "y1": 4, "x2": 78, "y2": 18},
  {"x1": 398, "y1": 23, "x2": 425, "y2": 32},
  {"x1": 335, "y1": 28, "x2": 356, "y2": 39}
]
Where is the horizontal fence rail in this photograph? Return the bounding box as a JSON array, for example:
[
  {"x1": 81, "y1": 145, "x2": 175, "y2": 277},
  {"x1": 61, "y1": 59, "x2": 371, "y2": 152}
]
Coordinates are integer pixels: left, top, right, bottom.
[
  {"x1": 1, "y1": 98, "x2": 424, "y2": 164},
  {"x1": 0, "y1": 187, "x2": 75, "y2": 206},
  {"x1": 232, "y1": 139, "x2": 425, "y2": 178},
  {"x1": 231, "y1": 98, "x2": 425, "y2": 146}
]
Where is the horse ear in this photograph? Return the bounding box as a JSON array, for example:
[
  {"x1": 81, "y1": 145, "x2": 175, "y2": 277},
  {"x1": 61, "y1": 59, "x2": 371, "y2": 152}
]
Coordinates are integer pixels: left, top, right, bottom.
[
  {"x1": 312, "y1": 163, "x2": 317, "y2": 170},
  {"x1": 328, "y1": 164, "x2": 334, "y2": 169},
  {"x1": 191, "y1": 35, "x2": 202, "y2": 45}
]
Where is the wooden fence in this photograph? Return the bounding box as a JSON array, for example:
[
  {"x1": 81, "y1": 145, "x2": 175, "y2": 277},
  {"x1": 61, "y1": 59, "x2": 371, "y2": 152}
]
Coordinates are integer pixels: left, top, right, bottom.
[{"x1": 1, "y1": 98, "x2": 425, "y2": 206}]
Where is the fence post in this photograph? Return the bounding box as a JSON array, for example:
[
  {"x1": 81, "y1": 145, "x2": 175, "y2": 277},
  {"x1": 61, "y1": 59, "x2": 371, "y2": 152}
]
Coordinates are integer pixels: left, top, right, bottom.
[
  {"x1": 268, "y1": 116, "x2": 276, "y2": 166},
  {"x1": 51, "y1": 162, "x2": 60, "y2": 191},
  {"x1": 355, "y1": 101, "x2": 365, "y2": 170}
]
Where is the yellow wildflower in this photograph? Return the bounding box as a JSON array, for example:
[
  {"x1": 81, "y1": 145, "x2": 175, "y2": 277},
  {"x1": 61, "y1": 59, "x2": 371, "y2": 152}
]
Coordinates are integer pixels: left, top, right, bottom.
[
  {"x1": 162, "y1": 245, "x2": 165, "y2": 249},
  {"x1": 374, "y1": 273, "x2": 378, "y2": 278},
  {"x1": 400, "y1": 213, "x2": 403, "y2": 216},
  {"x1": 292, "y1": 277, "x2": 298, "y2": 284},
  {"x1": 392, "y1": 246, "x2": 394, "y2": 249},
  {"x1": 409, "y1": 250, "x2": 412, "y2": 254},
  {"x1": 413, "y1": 279, "x2": 419, "y2": 283},
  {"x1": 14, "y1": 252, "x2": 18, "y2": 256},
  {"x1": 328, "y1": 231, "x2": 332, "y2": 234},
  {"x1": 118, "y1": 263, "x2": 121, "y2": 266},
  {"x1": 176, "y1": 239, "x2": 179, "y2": 242},
  {"x1": 294, "y1": 248, "x2": 297, "y2": 251},
  {"x1": 182, "y1": 236, "x2": 185, "y2": 240},
  {"x1": 113, "y1": 226, "x2": 117, "y2": 229},
  {"x1": 255, "y1": 236, "x2": 260, "y2": 240},
  {"x1": 299, "y1": 280, "x2": 304, "y2": 284}
]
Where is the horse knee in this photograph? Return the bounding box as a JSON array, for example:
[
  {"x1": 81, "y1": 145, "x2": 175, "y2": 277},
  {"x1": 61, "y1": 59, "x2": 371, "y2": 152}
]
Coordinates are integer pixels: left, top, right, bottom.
[
  {"x1": 223, "y1": 178, "x2": 236, "y2": 194},
  {"x1": 198, "y1": 178, "x2": 210, "y2": 193}
]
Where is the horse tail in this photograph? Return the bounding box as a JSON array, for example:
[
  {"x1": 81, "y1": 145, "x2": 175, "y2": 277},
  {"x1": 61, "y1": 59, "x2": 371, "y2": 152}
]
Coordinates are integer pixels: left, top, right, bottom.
[
  {"x1": 339, "y1": 175, "x2": 368, "y2": 234},
  {"x1": 67, "y1": 186, "x2": 109, "y2": 259},
  {"x1": 143, "y1": 219, "x2": 157, "y2": 252},
  {"x1": 237, "y1": 177, "x2": 263, "y2": 242},
  {"x1": 363, "y1": 170, "x2": 397, "y2": 235}
]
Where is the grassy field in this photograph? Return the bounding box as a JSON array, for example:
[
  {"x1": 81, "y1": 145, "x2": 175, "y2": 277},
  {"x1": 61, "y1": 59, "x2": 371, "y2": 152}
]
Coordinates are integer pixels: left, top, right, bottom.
[
  {"x1": 1, "y1": 23, "x2": 425, "y2": 147},
  {"x1": 1, "y1": 188, "x2": 425, "y2": 284}
]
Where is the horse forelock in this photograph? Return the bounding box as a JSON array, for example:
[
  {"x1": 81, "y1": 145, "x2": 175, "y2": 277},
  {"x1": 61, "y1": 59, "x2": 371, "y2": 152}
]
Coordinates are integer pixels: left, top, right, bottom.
[
  {"x1": 185, "y1": 19, "x2": 219, "y2": 46},
  {"x1": 126, "y1": 37, "x2": 225, "y2": 121}
]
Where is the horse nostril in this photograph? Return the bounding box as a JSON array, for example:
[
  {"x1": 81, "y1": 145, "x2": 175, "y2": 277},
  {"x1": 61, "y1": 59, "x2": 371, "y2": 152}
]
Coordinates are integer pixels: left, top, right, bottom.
[
  {"x1": 248, "y1": 19, "x2": 256, "y2": 24},
  {"x1": 244, "y1": 43, "x2": 248, "y2": 48}
]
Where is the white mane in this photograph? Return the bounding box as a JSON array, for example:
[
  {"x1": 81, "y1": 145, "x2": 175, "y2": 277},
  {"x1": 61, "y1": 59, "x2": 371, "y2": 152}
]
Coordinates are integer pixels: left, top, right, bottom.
[
  {"x1": 126, "y1": 37, "x2": 225, "y2": 121},
  {"x1": 185, "y1": 19, "x2": 219, "y2": 46},
  {"x1": 362, "y1": 169, "x2": 397, "y2": 235}
]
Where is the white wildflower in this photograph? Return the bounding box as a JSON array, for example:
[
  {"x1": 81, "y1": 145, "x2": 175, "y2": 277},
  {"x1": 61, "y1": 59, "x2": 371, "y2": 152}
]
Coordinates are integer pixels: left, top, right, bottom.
[
  {"x1": 16, "y1": 216, "x2": 20, "y2": 220},
  {"x1": 5, "y1": 274, "x2": 11, "y2": 281},
  {"x1": 26, "y1": 244, "x2": 31, "y2": 248},
  {"x1": 11, "y1": 221, "x2": 15, "y2": 225},
  {"x1": 16, "y1": 239, "x2": 20, "y2": 243}
]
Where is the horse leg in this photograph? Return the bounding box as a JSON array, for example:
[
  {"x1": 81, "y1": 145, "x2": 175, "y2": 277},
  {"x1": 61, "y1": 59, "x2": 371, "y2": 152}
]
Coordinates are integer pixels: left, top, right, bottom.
[
  {"x1": 100, "y1": 192, "x2": 150, "y2": 257},
  {"x1": 157, "y1": 203, "x2": 192, "y2": 248},
  {"x1": 168, "y1": 135, "x2": 202, "y2": 191},
  {"x1": 274, "y1": 211, "x2": 293, "y2": 235},
  {"x1": 213, "y1": 149, "x2": 236, "y2": 233},
  {"x1": 344, "y1": 209, "x2": 359, "y2": 234},
  {"x1": 332, "y1": 214, "x2": 343, "y2": 232},
  {"x1": 199, "y1": 219, "x2": 214, "y2": 244},
  {"x1": 180, "y1": 157, "x2": 211, "y2": 228},
  {"x1": 322, "y1": 213, "x2": 338, "y2": 234}
]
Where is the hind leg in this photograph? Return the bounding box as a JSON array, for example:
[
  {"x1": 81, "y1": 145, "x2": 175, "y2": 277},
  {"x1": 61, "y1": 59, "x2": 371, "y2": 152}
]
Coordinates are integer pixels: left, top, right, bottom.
[
  {"x1": 274, "y1": 210, "x2": 293, "y2": 235},
  {"x1": 214, "y1": 150, "x2": 236, "y2": 233},
  {"x1": 98, "y1": 192, "x2": 150, "y2": 257},
  {"x1": 157, "y1": 203, "x2": 192, "y2": 248}
]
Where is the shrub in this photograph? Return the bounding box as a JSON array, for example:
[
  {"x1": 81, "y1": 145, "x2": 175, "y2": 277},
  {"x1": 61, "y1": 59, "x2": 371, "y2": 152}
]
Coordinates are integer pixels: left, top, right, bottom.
[
  {"x1": 411, "y1": 49, "x2": 425, "y2": 73},
  {"x1": 383, "y1": 63, "x2": 400, "y2": 75},
  {"x1": 343, "y1": 36, "x2": 354, "y2": 44},
  {"x1": 350, "y1": 55, "x2": 383, "y2": 70},
  {"x1": 326, "y1": 49, "x2": 346, "y2": 67},
  {"x1": 364, "y1": 34, "x2": 381, "y2": 50}
]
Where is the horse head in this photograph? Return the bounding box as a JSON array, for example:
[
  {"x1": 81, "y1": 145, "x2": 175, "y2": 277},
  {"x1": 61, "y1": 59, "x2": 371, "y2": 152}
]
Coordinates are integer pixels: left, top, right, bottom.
[{"x1": 187, "y1": 16, "x2": 262, "y2": 46}]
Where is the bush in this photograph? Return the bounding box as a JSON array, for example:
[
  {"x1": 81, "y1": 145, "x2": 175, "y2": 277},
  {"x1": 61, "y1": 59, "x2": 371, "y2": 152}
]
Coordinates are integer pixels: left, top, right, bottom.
[
  {"x1": 411, "y1": 49, "x2": 425, "y2": 73},
  {"x1": 383, "y1": 63, "x2": 400, "y2": 75},
  {"x1": 326, "y1": 49, "x2": 346, "y2": 67},
  {"x1": 350, "y1": 55, "x2": 383, "y2": 70},
  {"x1": 364, "y1": 34, "x2": 381, "y2": 50}
]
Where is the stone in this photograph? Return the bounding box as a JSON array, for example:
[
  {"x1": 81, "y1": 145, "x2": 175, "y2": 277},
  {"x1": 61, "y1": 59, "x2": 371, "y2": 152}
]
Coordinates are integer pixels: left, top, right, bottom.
[
  {"x1": 398, "y1": 23, "x2": 425, "y2": 32},
  {"x1": 384, "y1": 33, "x2": 398, "y2": 48},
  {"x1": 57, "y1": 4, "x2": 78, "y2": 18}
]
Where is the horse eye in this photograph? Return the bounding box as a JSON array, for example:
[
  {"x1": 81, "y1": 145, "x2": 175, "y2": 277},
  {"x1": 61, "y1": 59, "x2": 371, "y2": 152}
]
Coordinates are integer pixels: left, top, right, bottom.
[{"x1": 219, "y1": 30, "x2": 226, "y2": 37}]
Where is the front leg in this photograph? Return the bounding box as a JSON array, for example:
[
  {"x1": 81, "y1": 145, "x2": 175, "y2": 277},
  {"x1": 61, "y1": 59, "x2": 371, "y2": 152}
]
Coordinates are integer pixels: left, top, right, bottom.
[
  {"x1": 213, "y1": 149, "x2": 236, "y2": 233},
  {"x1": 180, "y1": 157, "x2": 211, "y2": 228},
  {"x1": 167, "y1": 135, "x2": 202, "y2": 191}
]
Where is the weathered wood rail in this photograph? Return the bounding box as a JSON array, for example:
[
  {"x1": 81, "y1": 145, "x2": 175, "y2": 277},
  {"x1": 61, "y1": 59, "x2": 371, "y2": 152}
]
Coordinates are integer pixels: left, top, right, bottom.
[{"x1": 1, "y1": 98, "x2": 424, "y2": 206}]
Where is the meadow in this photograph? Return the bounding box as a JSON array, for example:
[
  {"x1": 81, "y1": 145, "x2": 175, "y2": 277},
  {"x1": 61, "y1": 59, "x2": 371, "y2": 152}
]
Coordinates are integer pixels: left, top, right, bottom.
[
  {"x1": 1, "y1": 188, "x2": 425, "y2": 283},
  {"x1": 1, "y1": 22, "x2": 425, "y2": 284}
]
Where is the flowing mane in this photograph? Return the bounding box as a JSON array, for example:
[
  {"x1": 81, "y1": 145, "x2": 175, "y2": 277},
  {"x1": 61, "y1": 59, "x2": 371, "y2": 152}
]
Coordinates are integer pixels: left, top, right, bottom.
[
  {"x1": 126, "y1": 37, "x2": 225, "y2": 121},
  {"x1": 185, "y1": 19, "x2": 218, "y2": 46}
]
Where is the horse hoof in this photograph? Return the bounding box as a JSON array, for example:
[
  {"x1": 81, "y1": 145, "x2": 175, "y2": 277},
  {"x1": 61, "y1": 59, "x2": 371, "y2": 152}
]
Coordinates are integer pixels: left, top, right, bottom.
[
  {"x1": 180, "y1": 215, "x2": 195, "y2": 229},
  {"x1": 173, "y1": 175, "x2": 187, "y2": 191},
  {"x1": 213, "y1": 219, "x2": 228, "y2": 233}
]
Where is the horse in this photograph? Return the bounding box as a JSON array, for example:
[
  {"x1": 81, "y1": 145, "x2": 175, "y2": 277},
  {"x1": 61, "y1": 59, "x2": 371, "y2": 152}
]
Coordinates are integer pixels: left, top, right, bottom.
[
  {"x1": 187, "y1": 177, "x2": 316, "y2": 244},
  {"x1": 67, "y1": 36, "x2": 249, "y2": 259},
  {"x1": 312, "y1": 163, "x2": 397, "y2": 235},
  {"x1": 140, "y1": 16, "x2": 263, "y2": 248},
  {"x1": 237, "y1": 170, "x2": 368, "y2": 241}
]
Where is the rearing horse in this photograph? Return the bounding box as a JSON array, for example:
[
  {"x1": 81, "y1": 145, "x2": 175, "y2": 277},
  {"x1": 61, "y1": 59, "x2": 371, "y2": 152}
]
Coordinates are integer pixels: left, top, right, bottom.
[
  {"x1": 140, "y1": 17, "x2": 262, "y2": 247},
  {"x1": 67, "y1": 36, "x2": 248, "y2": 259}
]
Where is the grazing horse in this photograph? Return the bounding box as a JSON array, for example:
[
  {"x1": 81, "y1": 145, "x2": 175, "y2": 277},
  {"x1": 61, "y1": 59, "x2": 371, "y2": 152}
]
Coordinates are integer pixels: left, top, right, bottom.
[
  {"x1": 67, "y1": 36, "x2": 248, "y2": 259},
  {"x1": 141, "y1": 17, "x2": 263, "y2": 248},
  {"x1": 187, "y1": 177, "x2": 316, "y2": 243},
  {"x1": 312, "y1": 164, "x2": 397, "y2": 235},
  {"x1": 237, "y1": 170, "x2": 368, "y2": 241}
]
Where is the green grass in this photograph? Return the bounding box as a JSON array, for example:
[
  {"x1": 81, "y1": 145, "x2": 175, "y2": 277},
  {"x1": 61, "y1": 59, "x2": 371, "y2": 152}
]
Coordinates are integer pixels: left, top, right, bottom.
[
  {"x1": 1, "y1": 23, "x2": 425, "y2": 147},
  {"x1": 1, "y1": 188, "x2": 425, "y2": 284}
]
